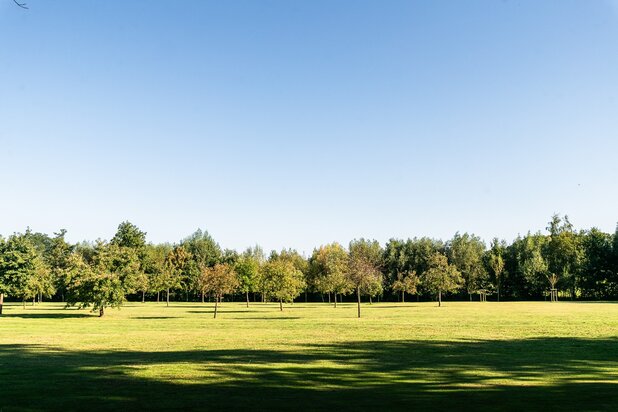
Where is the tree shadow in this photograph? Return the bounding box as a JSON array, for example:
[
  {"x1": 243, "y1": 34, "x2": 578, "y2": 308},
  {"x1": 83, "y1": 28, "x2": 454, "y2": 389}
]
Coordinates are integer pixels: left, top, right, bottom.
[
  {"x1": 2, "y1": 312, "x2": 92, "y2": 319},
  {"x1": 1, "y1": 337, "x2": 617, "y2": 411}
]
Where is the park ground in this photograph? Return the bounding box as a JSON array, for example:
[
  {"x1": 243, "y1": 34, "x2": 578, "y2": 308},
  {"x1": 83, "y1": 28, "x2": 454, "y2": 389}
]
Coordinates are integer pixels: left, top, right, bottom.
[{"x1": 1, "y1": 301, "x2": 618, "y2": 411}]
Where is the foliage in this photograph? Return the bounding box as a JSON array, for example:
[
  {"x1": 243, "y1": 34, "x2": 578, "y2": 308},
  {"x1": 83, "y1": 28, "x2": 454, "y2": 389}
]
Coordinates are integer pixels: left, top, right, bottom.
[
  {"x1": 262, "y1": 255, "x2": 306, "y2": 309},
  {"x1": 309, "y1": 243, "x2": 352, "y2": 303},
  {"x1": 422, "y1": 252, "x2": 462, "y2": 305}
]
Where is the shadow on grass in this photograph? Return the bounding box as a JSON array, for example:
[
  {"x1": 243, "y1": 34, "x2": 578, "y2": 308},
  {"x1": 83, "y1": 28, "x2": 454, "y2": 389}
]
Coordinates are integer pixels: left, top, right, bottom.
[
  {"x1": 2, "y1": 312, "x2": 92, "y2": 319},
  {"x1": 1, "y1": 338, "x2": 617, "y2": 411}
]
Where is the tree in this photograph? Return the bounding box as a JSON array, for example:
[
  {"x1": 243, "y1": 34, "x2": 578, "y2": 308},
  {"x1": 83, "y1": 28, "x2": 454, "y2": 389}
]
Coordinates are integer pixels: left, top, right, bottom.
[
  {"x1": 486, "y1": 238, "x2": 506, "y2": 301},
  {"x1": 161, "y1": 246, "x2": 189, "y2": 306},
  {"x1": 200, "y1": 263, "x2": 239, "y2": 318},
  {"x1": 46, "y1": 230, "x2": 73, "y2": 302},
  {"x1": 262, "y1": 255, "x2": 305, "y2": 311},
  {"x1": 24, "y1": 258, "x2": 55, "y2": 305},
  {"x1": 182, "y1": 230, "x2": 222, "y2": 302},
  {"x1": 543, "y1": 214, "x2": 582, "y2": 300},
  {"x1": 579, "y1": 228, "x2": 615, "y2": 298},
  {"x1": 111, "y1": 222, "x2": 149, "y2": 301},
  {"x1": 65, "y1": 242, "x2": 140, "y2": 317},
  {"x1": 111, "y1": 221, "x2": 147, "y2": 250},
  {"x1": 235, "y1": 247, "x2": 263, "y2": 307},
  {"x1": 422, "y1": 252, "x2": 462, "y2": 307},
  {"x1": 519, "y1": 235, "x2": 550, "y2": 299},
  {"x1": 348, "y1": 239, "x2": 383, "y2": 318},
  {"x1": 143, "y1": 243, "x2": 172, "y2": 303},
  {"x1": 309, "y1": 243, "x2": 351, "y2": 307},
  {"x1": 447, "y1": 232, "x2": 486, "y2": 301},
  {"x1": 391, "y1": 270, "x2": 419, "y2": 303},
  {"x1": 0, "y1": 234, "x2": 39, "y2": 315}
]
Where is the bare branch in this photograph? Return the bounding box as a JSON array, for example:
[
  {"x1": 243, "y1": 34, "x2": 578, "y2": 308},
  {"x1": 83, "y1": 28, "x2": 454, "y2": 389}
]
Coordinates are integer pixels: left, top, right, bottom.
[{"x1": 13, "y1": 0, "x2": 29, "y2": 9}]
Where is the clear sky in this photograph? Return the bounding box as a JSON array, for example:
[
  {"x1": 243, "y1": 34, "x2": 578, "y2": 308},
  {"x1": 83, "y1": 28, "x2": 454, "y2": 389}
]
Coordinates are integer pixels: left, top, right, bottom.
[{"x1": 1, "y1": 0, "x2": 617, "y2": 254}]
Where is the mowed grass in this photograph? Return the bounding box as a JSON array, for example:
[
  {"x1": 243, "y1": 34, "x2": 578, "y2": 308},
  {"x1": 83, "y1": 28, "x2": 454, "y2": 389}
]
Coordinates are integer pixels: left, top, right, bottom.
[{"x1": 1, "y1": 300, "x2": 618, "y2": 411}]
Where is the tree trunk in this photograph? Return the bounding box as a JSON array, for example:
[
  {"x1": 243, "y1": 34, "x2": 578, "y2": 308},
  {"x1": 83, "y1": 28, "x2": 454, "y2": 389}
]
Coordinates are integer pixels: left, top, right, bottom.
[
  {"x1": 99, "y1": 307, "x2": 104, "y2": 317},
  {"x1": 279, "y1": 299, "x2": 283, "y2": 311},
  {"x1": 334, "y1": 293, "x2": 337, "y2": 308},
  {"x1": 157, "y1": 291, "x2": 160, "y2": 303},
  {"x1": 166, "y1": 288, "x2": 170, "y2": 307},
  {"x1": 23, "y1": 299, "x2": 25, "y2": 309},
  {"x1": 402, "y1": 291, "x2": 405, "y2": 303},
  {"x1": 356, "y1": 287, "x2": 361, "y2": 318},
  {"x1": 305, "y1": 291, "x2": 307, "y2": 303},
  {"x1": 469, "y1": 293, "x2": 472, "y2": 301},
  {"x1": 202, "y1": 292, "x2": 205, "y2": 303},
  {"x1": 246, "y1": 291, "x2": 249, "y2": 308},
  {"x1": 0, "y1": 293, "x2": 3, "y2": 315},
  {"x1": 32, "y1": 297, "x2": 35, "y2": 306},
  {"x1": 438, "y1": 290, "x2": 442, "y2": 307},
  {"x1": 369, "y1": 296, "x2": 372, "y2": 305},
  {"x1": 214, "y1": 295, "x2": 218, "y2": 318},
  {"x1": 142, "y1": 291, "x2": 145, "y2": 303},
  {"x1": 328, "y1": 293, "x2": 331, "y2": 303},
  {"x1": 497, "y1": 286, "x2": 500, "y2": 302}
]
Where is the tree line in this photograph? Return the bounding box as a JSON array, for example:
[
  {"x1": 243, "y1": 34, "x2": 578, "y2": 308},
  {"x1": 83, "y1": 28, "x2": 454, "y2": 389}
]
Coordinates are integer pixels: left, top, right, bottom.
[{"x1": 0, "y1": 214, "x2": 617, "y2": 317}]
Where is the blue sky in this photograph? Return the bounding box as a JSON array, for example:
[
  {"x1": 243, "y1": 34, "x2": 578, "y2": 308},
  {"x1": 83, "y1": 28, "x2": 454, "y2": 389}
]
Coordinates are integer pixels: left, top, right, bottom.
[{"x1": 1, "y1": 0, "x2": 617, "y2": 253}]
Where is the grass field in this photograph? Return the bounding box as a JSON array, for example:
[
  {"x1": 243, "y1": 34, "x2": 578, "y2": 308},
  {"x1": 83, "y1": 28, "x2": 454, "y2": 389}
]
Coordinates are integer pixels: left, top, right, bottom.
[{"x1": 1, "y1": 301, "x2": 618, "y2": 411}]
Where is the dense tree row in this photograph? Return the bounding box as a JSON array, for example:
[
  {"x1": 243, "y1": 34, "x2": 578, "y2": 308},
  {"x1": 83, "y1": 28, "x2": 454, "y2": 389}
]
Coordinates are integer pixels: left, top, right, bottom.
[{"x1": 1, "y1": 215, "x2": 617, "y2": 317}]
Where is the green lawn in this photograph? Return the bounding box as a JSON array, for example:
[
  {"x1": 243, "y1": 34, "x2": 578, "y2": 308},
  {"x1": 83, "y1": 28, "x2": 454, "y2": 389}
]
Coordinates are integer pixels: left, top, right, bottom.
[{"x1": 1, "y1": 301, "x2": 617, "y2": 411}]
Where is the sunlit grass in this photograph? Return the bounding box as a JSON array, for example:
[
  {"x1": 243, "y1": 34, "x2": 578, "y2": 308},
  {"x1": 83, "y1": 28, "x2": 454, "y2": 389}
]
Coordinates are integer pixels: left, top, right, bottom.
[{"x1": 1, "y1": 301, "x2": 618, "y2": 410}]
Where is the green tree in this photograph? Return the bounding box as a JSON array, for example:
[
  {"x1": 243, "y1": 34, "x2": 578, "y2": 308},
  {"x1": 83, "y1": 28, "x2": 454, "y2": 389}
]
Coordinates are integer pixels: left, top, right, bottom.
[
  {"x1": 0, "y1": 234, "x2": 40, "y2": 315},
  {"x1": 348, "y1": 239, "x2": 383, "y2": 318},
  {"x1": 486, "y1": 238, "x2": 506, "y2": 301},
  {"x1": 46, "y1": 230, "x2": 73, "y2": 302},
  {"x1": 579, "y1": 228, "x2": 615, "y2": 298},
  {"x1": 110, "y1": 221, "x2": 147, "y2": 249},
  {"x1": 65, "y1": 242, "x2": 140, "y2": 317},
  {"x1": 143, "y1": 243, "x2": 172, "y2": 303},
  {"x1": 422, "y1": 252, "x2": 462, "y2": 307},
  {"x1": 181, "y1": 230, "x2": 222, "y2": 302},
  {"x1": 262, "y1": 255, "x2": 306, "y2": 311},
  {"x1": 309, "y1": 243, "x2": 351, "y2": 307},
  {"x1": 161, "y1": 246, "x2": 189, "y2": 306},
  {"x1": 543, "y1": 214, "x2": 582, "y2": 299},
  {"x1": 447, "y1": 232, "x2": 486, "y2": 300},
  {"x1": 235, "y1": 247, "x2": 263, "y2": 307},
  {"x1": 391, "y1": 270, "x2": 419, "y2": 302}
]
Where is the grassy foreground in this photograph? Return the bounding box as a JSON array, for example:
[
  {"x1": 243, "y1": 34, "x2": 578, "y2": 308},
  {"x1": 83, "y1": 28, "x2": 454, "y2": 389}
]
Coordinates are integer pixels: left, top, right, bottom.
[{"x1": 1, "y1": 301, "x2": 618, "y2": 411}]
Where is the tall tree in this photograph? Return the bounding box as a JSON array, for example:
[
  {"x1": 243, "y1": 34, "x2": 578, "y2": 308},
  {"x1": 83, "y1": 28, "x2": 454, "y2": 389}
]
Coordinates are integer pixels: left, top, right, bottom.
[
  {"x1": 46, "y1": 230, "x2": 73, "y2": 302},
  {"x1": 262, "y1": 254, "x2": 306, "y2": 311},
  {"x1": 0, "y1": 234, "x2": 39, "y2": 315},
  {"x1": 235, "y1": 247, "x2": 263, "y2": 307},
  {"x1": 447, "y1": 232, "x2": 486, "y2": 301},
  {"x1": 422, "y1": 252, "x2": 462, "y2": 307},
  {"x1": 486, "y1": 238, "x2": 506, "y2": 301},
  {"x1": 161, "y1": 246, "x2": 189, "y2": 306},
  {"x1": 543, "y1": 214, "x2": 582, "y2": 299},
  {"x1": 110, "y1": 221, "x2": 147, "y2": 250},
  {"x1": 182, "y1": 230, "x2": 222, "y2": 301},
  {"x1": 579, "y1": 228, "x2": 615, "y2": 298},
  {"x1": 309, "y1": 243, "x2": 351, "y2": 307},
  {"x1": 348, "y1": 239, "x2": 383, "y2": 318}
]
